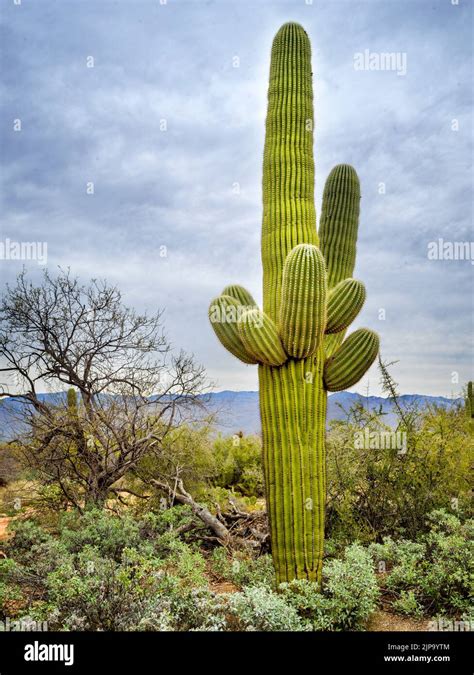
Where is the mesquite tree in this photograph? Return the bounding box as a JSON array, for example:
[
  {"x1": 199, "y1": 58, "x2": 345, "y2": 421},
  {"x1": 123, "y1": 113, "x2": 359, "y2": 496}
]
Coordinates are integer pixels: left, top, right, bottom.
[
  {"x1": 0, "y1": 269, "x2": 206, "y2": 509},
  {"x1": 209, "y1": 23, "x2": 379, "y2": 584}
]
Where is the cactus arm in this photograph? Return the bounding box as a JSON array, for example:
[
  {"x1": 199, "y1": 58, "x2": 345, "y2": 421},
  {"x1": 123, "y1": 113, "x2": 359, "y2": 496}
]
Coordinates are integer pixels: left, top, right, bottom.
[
  {"x1": 237, "y1": 309, "x2": 287, "y2": 366},
  {"x1": 208, "y1": 295, "x2": 258, "y2": 364},
  {"x1": 319, "y1": 165, "x2": 362, "y2": 356},
  {"x1": 279, "y1": 244, "x2": 327, "y2": 358},
  {"x1": 222, "y1": 284, "x2": 257, "y2": 308},
  {"x1": 324, "y1": 328, "x2": 380, "y2": 392},
  {"x1": 319, "y1": 164, "x2": 361, "y2": 289},
  {"x1": 325, "y1": 278, "x2": 366, "y2": 334}
]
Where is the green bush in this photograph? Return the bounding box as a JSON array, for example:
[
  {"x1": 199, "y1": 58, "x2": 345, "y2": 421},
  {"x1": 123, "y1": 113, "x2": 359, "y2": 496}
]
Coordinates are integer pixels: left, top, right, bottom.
[
  {"x1": 1, "y1": 508, "x2": 213, "y2": 628},
  {"x1": 326, "y1": 405, "x2": 473, "y2": 544},
  {"x1": 5, "y1": 519, "x2": 52, "y2": 558},
  {"x1": 280, "y1": 543, "x2": 379, "y2": 630},
  {"x1": 59, "y1": 509, "x2": 142, "y2": 560},
  {"x1": 210, "y1": 548, "x2": 275, "y2": 589},
  {"x1": 34, "y1": 547, "x2": 225, "y2": 631},
  {"x1": 228, "y1": 586, "x2": 308, "y2": 631},
  {"x1": 393, "y1": 590, "x2": 424, "y2": 618},
  {"x1": 0, "y1": 558, "x2": 24, "y2": 612},
  {"x1": 225, "y1": 544, "x2": 378, "y2": 632},
  {"x1": 370, "y1": 510, "x2": 473, "y2": 617},
  {"x1": 212, "y1": 434, "x2": 264, "y2": 497}
]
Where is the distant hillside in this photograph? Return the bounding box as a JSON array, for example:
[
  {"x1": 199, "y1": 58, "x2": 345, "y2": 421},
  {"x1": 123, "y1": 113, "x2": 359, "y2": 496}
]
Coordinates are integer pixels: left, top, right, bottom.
[
  {"x1": 0, "y1": 390, "x2": 463, "y2": 440},
  {"x1": 199, "y1": 390, "x2": 463, "y2": 435}
]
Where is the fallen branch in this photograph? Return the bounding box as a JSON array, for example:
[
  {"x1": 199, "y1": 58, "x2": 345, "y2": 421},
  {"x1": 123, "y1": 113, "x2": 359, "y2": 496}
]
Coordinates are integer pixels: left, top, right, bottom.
[{"x1": 150, "y1": 478, "x2": 231, "y2": 543}]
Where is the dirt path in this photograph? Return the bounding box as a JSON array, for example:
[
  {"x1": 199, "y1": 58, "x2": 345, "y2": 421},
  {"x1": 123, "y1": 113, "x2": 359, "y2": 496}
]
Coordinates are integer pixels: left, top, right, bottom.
[
  {"x1": 0, "y1": 516, "x2": 11, "y2": 541},
  {"x1": 368, "y1": 610, "x2": 431, "y2": 632},
  {"x1": 210, "y1": 580, "x2": 239, "y2": 594}
]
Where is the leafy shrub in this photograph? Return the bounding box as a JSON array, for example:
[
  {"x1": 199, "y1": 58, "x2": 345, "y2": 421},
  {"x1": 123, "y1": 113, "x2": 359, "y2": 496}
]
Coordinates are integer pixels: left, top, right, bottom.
[
  {"x1": 210, "y1": 549, "x2": 275, "y2": 589},
  {"x1": 228, "y1": 586, "x2": 308, "y2": 631},
  {"x1": 393, "y1": 590, "x2": 423, "y2": 618},
  {"x1": 59, "y1": 509, "x2": 142, "y2": 560},
  {"x1": 1, "y1": 508, "x2": 212, "y2": 628},
  {"x1": 5, "y1": 519, "x2": 52, "y2": 558},
  {"x1": 34, "y1": 547, "x2": 225, "y2": 631},
  {"x1": 139, "y1": 505, "x2": 195, "y2": 536},
  {"x1": 370, "y1": 510, "x2": 473, "y2": 617},
  {"x1": 225, "y1": 544, "x2": 378, "y2": 632},
  {"x1": 162, "y1": 537, "x2": 208, "y2": 587},
  {"x1": 212, "y1": 434, "x2": 264, "y2": 497},
  {"x1": 326, "y1": 405, "x2": 473, "y2": 544},
  {"x1": 280, "y1": 544, "x2": 379, "y2": 631},
  {"x1": 0, "y1": 558, "x2": 25, "y2": 612}
]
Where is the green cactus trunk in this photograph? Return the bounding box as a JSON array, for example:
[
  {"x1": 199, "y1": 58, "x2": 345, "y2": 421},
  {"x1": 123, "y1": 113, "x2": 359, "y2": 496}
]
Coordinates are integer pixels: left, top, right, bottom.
[
  {"x1": 466, "y1": 381, "x2": 474, "y2": 431},
  {"x1": 259, "y1": 355, "x2": 326, "y2": 584},
  {"x1": 260, "y1": 23, "x2": 325, "y2": 584},
  {"x1": 209, "y1": 22, "x2": 379, "y2": 586}
]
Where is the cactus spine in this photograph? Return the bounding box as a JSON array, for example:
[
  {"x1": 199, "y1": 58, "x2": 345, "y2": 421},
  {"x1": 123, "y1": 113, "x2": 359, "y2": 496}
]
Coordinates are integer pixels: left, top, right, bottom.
[{"x1": 209, "y1": 23, "x2": 379, "y2": 584}]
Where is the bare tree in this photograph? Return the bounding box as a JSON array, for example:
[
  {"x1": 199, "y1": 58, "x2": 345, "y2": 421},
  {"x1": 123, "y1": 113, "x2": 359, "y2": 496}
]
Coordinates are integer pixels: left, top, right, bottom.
[{"x1": 0, "y1": 269, "x2": 207, "y2": 509}]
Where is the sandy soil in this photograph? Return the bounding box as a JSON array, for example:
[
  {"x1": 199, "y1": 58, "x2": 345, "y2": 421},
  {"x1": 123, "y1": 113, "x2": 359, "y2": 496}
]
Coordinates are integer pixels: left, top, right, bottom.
[
  {"x1": 368, "y1": 610, "x2": 431, "y2": 632},
  {"x1": 0, "y1": 515, "x2": 11, "y2": 541}
]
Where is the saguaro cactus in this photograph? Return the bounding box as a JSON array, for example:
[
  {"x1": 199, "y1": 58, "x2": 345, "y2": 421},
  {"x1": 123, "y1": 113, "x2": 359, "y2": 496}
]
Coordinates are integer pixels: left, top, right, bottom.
[
  {"x1": 209, "y1": 22, "x2": 379, "y2": 584},
  {"x1": 466, "y1": 382, "x2": 474, "y2": 419},
  {"x1": 67, "y1": 387, "x2": 78, "y2": 413}
]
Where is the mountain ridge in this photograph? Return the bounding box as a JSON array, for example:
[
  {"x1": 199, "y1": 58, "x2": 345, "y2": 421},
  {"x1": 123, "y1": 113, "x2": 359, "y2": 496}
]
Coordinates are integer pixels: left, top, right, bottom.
[{"x1": 0, "y1": 390, "x2": 463, "y2": 439}]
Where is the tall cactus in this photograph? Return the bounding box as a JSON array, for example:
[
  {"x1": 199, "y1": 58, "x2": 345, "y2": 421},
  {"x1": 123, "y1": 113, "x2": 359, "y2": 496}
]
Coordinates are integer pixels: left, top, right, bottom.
[
  {"x1": 466, "y1": 382, "x2": 474, "y2": 419},
  {"x1": 67, "y1": 387, "x2": 78, "y2": 413},
  {"x1": 209, "y1": 22, "x2": 379, "y2": 584}
]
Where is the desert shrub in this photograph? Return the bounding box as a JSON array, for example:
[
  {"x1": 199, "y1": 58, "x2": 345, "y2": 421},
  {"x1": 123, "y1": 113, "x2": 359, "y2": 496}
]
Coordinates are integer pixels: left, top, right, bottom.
[
  {"x1": 280, "y1": 543, "x2": 379, "y2": 631},
  {"x1": 32, "y1": 546, "x2": 225, "y2": 631},
  {"x1": 0, "y1": 558, "x2": 25, "y2": 613},
  {"x1": 137, "y1": 424, "x2": 217, "y2": 503},
  {"x1": 59, "y1": 509, "x2": 142, "y2": 560},
  {"x1": 212, "y1": 434, "x2": 264, "y2": 497},
  {"x1": 166, "y1": 586, "x2": 227, "y2": 632},
  {"x1": 393, "y1": 590, "x2": 424, "y2": 618},
  {"x1": 228, "y1": 586, "x2": 308, "y2": 631},
  {"x1": 0, "y1": 535, "x2": 72, "y2": 615},
  {"x1": 210, "y1": 548, "x2": 275, "y2": 589},
  {"x1": 136, "y1": 426, "x2": 263, "y2": 508},
  {"x1": 161, "y1": 536, "x2": 208, "y2": 587},
  {"x1": 139, "y1": 505, "x2": 195, "y2": 536},
  {"x1": 3, "y1": 541, "x2": 216, "y2": 630},
  {"x1": 226, "y1": 544, "x2": 378, "y2": 632},
  {"x1": 326, "y1": 405, "x2": 472, "y2": 544},
  {"x1": 370, "y1": 510, "x2": 473, "y2": 617},
  {"x1": 1, "y1": 508, "x2": 213, "y2": 628},
  {"x1": 0, "y1": 443, "x2": 21, "y2": 487},
  {"x1": 4, "y1": 519, "x2": 53, "y2": 558}
]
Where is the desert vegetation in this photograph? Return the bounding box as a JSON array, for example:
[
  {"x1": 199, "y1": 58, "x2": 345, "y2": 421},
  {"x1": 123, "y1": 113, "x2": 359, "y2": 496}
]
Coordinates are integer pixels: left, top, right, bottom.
[
  {"x1": 0, "y1": 21, "x2": 472, "y2": 634},
  {"x1": 0, "y1": 332, "x2": 472, "y2": 631}
]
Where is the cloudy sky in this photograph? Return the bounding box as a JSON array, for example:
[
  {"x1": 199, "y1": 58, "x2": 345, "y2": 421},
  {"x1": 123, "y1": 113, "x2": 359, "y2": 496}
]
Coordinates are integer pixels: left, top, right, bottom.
[{"x1": 0, "y1": 0, "x2": 472, "y2": 397}]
